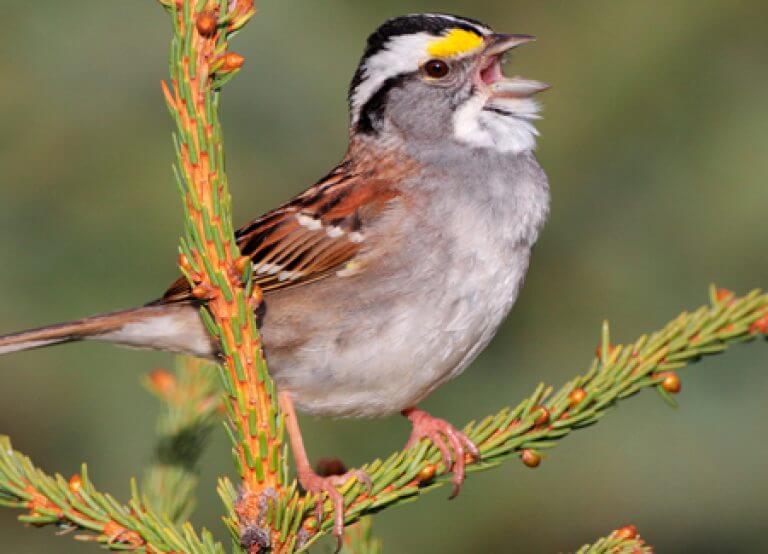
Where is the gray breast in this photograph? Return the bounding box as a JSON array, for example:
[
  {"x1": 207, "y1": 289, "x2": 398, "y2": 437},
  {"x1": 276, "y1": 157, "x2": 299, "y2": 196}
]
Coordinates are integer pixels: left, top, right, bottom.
[{"x1": 261, "y1": 151, "x2": 550, "y2": 418}]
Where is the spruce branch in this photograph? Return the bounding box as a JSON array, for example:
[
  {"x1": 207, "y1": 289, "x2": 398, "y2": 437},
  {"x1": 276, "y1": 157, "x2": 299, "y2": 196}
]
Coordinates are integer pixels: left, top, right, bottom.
[
  {"x1": 0, "y1": 436, "x2": 223, "y2": 552},
  {"x1": 159, "y1": 0, "x2": 290, "y2": 549},
  {"x1": 142, "y1": 357, "x2": 221, "y2": 524},
  {"x1": 282, "y1": 287, "x2": 767, "y2": 551}
]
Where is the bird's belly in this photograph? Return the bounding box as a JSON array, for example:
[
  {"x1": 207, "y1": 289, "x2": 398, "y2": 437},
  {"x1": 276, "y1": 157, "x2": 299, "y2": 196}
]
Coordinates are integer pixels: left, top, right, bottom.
[{"x1": 264, "y1": 244, "x2": 532, "y2": 419}]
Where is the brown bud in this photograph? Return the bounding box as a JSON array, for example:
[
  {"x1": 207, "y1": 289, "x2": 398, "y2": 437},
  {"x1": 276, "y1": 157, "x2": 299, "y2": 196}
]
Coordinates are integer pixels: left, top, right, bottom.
[
  {"x1": 660, "y1": 372, "x2": 681, "y2": 394},
  {"x1": 68, "y1": 474, "x2": 82, "y2": 493},
  {"x1": 716, "y1": 288, "x2": 735, "y2": 304},
  {"x1": 418, "y1": 464, "x2": 437, "y2": 482},
  {"x1": 532, "y1": 406, "x2": 550, "y2": 427},
  {"x1": 234, "y1": 255, "x2": 250, "y2": 273},
  {"x1": 521, "y1": 449, "x2": 541, "y2": 468},
  {"x1": 221, "y1": 52, "x2": 245, "y2": 71},
  {"x1": 148, "y1": 369, "x2": 176, "y2": 396},
  {"x1": 750, "y1": 314, "x2": 768, "y2": 334},
  {"x1": 614, "y1": 524, "x2": 638, "y2": 541},
  {"x1": 192, "y1": 285, "x2": 208, "y2": 299},
  {"x1": 302, "y1": 516, "x2": 318, "y2": 532},
  {"x1": 568, "y1": 387, "x2": 587, "y2": 408},
  {"x1": 196, "y1": 11, "x2": 218, "y2": 37}
]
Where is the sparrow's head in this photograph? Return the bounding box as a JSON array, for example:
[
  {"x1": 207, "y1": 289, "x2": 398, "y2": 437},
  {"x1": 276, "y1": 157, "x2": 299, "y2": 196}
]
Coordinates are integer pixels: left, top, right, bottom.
[{"x1": 349, "y1": 13, "x2": 548, "y2": 153}]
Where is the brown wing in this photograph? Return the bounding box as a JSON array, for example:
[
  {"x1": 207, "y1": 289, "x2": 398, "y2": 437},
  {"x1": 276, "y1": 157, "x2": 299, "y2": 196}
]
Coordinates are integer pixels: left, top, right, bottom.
[{"x1": 159, "y1": 159, "x2": 402, "y2": 303}]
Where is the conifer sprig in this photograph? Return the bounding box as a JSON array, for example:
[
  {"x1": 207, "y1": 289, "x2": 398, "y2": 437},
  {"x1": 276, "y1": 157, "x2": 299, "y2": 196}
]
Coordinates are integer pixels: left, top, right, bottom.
[
  {"x1": 159, "y1": 0, "x2": 287, "y2": 534},
  {"x1": 291, "y1": 288, "x2": 768, "y2": 550},
  {"x1": 0, "y1": 435, "x2": 223, "y2": 552}
]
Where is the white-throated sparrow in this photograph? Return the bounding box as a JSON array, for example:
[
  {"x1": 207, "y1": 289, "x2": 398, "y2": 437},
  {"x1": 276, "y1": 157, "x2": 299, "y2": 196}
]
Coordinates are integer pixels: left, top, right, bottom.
[{"x1": 0, "y1": 13, "x2": 550, "y2": 536}]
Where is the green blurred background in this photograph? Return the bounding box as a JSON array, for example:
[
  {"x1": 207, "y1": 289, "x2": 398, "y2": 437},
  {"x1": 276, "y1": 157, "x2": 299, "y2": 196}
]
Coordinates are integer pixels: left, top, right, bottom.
[{"x1": 1, "y1": 1, "x2": 767, "y2": 552}]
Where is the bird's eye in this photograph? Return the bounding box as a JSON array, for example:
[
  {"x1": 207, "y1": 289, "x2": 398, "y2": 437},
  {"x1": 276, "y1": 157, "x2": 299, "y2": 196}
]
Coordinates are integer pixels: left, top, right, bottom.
[{"x1": 423, "y1": 59, "x2": 450, "y2": 79}]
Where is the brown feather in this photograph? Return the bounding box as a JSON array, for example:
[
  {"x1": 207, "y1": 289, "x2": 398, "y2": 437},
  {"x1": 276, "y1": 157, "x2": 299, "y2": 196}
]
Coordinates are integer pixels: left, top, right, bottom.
[{"x1": 159, "y1": 147, "x2": 418, "y2": 303}]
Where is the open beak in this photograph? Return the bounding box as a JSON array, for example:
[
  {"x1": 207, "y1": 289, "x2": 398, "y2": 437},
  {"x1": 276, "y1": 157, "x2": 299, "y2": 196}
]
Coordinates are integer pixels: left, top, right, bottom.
[{"x1": 476, "y1": 33, "x2": 549, "y2": 99}]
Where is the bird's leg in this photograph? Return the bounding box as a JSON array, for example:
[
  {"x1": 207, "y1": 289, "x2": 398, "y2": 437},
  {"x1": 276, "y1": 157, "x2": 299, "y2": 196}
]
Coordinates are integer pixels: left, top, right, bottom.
[
  {"x1": 401, "y1": 407, "x2": 480, "y2": 498},
  {"x1": 278, "y1": 391, "x2": 370, "y2": 541}
]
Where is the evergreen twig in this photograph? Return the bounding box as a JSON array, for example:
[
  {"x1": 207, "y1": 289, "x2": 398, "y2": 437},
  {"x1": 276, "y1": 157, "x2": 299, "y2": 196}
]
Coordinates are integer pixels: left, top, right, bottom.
[
  {"x1": 0, "y1": 436, "x2": 223, "y2": 552},
  {"x1": 289, "y1": 287, "x2": 768, "y2": 551},
  {"x1": 142, "y1": 357, "x2": 221, "y2": 524},
  {"x1": 157, "y1": 0, "x2": 289, "y2": 548}
]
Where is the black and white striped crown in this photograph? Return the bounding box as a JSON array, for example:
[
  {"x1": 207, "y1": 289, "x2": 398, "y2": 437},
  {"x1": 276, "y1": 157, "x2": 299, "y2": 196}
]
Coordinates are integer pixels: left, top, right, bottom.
[{"x1": 348, "y1": 14, "x2": 493, "y2": 131}]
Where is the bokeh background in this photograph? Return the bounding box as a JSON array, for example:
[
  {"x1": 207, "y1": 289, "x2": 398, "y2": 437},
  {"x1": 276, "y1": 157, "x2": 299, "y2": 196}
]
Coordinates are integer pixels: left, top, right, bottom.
[{"x1": 1, "y1": 1, "x2": 767, "y2": 552}]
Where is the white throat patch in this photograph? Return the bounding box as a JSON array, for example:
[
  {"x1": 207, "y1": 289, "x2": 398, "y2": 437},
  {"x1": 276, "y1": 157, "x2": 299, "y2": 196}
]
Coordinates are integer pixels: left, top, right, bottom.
[{"x1": 452, "y1": 94, "x2": 540, "y2": 153}]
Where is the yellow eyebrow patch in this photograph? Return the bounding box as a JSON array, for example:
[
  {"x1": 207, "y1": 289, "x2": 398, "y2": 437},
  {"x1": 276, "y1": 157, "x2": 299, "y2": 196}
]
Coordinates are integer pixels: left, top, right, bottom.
[{"x1": 427, "y1": 28, "x2": 484, "y2": 58}]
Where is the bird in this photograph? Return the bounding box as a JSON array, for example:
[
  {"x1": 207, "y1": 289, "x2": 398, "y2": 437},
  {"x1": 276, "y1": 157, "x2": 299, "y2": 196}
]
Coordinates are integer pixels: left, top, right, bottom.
[{"x1": 0, "y1": 13, "x2": 550, "y2": 537}]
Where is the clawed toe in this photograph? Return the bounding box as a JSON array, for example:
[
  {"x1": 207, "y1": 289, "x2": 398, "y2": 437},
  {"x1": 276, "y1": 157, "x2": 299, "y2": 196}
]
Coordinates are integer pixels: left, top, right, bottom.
[
  {"x1": 402, "y1": 407, "x2": 480, "y2": 498},
  {"x1": 300, "y1": 469, "x2": 371, "y2": 540}
]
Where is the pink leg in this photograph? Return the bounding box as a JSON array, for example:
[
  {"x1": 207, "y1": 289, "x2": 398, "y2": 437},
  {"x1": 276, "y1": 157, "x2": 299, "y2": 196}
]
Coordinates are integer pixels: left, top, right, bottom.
[
  {"x1": 278, "y1": 392, "x2": 370, "y2": 542},
  {"x1": 402, "y1": 407, "x2": 480, "y2": 498}
]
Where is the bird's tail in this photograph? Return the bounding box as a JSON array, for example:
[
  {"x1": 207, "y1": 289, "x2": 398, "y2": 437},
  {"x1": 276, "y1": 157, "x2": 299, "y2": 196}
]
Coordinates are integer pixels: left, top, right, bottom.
[{"x1": 0, "y1": 303, "x2": 214, "y2": 358}]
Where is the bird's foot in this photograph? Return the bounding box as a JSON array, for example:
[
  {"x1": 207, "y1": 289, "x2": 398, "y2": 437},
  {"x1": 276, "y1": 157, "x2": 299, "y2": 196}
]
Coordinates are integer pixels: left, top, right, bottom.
[
  {"x1": 299, "y1": 467, "x2": 371, "y2": 542},
  {"x1": 402, "y1": 407, "x2": 480, "y2": 498}
]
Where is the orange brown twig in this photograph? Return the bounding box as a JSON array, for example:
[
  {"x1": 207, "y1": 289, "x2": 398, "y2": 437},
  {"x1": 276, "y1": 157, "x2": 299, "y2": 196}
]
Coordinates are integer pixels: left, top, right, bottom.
[
  {"x1": 164, "y1": 0, "x2": 275, "y2": 494},
  {"x1": 18, "y1": 474, "x2": 146, "y2": 550},
  {"x1": 162, "y1": 1, "x2": 286, "y2": 550},
  {"x1": 0, "y1": 432, "x2": 225, "y2": 551}
]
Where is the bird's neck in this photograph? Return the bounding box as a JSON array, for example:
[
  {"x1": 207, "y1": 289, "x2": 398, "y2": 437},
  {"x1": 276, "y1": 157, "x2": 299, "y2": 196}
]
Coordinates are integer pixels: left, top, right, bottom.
[{"x1": 347, "y1": 108, "x2": 540, "y2": 169}]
